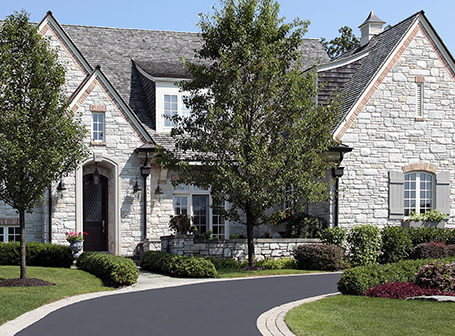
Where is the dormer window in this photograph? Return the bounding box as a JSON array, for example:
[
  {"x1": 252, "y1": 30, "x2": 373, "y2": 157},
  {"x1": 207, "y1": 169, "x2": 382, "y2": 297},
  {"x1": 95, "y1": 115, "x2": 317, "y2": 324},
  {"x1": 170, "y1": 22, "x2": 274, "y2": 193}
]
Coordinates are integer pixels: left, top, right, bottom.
[{"x1": 164, "y1": 94, "x2": 190, "y2": 127}]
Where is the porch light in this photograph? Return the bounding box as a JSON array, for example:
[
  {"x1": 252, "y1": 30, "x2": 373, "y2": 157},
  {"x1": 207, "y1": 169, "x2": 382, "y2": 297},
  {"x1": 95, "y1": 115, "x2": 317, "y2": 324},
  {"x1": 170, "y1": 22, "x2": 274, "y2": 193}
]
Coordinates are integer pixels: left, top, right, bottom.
[
  {"x1": 57, "y1": 179, "x2": 66, "y2": 191},
  {"x1": 133, "y1": 179, "x2": 142, "y2": 193},
  {"x1": 155, "y1": 182, "x2": 164, "y2": 202},
  {"x1": 93, "y1": 163, "x2": 100, "y2": 186}
]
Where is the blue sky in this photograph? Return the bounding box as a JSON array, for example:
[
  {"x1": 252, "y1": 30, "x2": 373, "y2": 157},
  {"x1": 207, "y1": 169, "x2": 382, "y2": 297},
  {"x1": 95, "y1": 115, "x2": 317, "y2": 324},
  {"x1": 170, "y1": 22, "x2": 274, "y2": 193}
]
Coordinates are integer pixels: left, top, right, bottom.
[{"x1": 1, "y1": 0, "x2": 454, "y2": 53}]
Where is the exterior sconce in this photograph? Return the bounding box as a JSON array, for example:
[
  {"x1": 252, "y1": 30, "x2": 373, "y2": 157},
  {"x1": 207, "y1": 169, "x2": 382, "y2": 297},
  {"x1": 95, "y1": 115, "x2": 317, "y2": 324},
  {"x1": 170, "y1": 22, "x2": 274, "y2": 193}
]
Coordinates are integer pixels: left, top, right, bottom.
[
  {"x1": 93, "y1": 163, "x2": 100, "y2": 186},
  {"x1": 57, "y1": 179, "x2": 66, "y2": 191},
  {"x1": 133, "y1": 179, "x2": 142, "y2": 193},
  {"x1": 155, "y1": 182, "x2": 164, "y2": 202}
]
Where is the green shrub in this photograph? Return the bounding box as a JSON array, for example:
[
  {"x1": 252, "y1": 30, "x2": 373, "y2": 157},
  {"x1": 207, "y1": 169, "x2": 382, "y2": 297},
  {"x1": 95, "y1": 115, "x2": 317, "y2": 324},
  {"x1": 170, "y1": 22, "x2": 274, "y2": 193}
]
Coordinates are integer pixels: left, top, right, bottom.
[
  {"x1": 140, "y1": 251, "x2": 216, "y2": 278},
  {"x1": 76, "y1": 252, "x2": 139, "y2": 286},
  {"x1": 415, "y1": 262, "x2": 455, "y2": 292},
  {"x1": 256, "y1": 257, "x2": 296, "y2": 270},
  {"x1": 318, "y1": 227, "x2": 348, "y2": 251},
  {"x1": 283, "y1": 213, "x2": 328, "y2": 238},
  {"x1": 337, "y1": 257, "x2": 455, "y2": 295},
  {"x1": 410, "y1": 241, "x2": 448, "y2": 260},
  {"x1": 347, "y1": 224, "x2": 380, "y2": 267},
  {"x1": 220, "y1": 258, "x2": 242, "y2": 269},
  {"x1": 447, "y1": 245, "x2": 455, "y2": 257},
  {"x1": 294, "y1": 244, "x2": 343, "y2": 271},
  {"x1": 380, "y1": 226, "x2": 413, "y2": 264},
  {"x1": 0, "y1": 242, "x2": 73, "y2": 267}
]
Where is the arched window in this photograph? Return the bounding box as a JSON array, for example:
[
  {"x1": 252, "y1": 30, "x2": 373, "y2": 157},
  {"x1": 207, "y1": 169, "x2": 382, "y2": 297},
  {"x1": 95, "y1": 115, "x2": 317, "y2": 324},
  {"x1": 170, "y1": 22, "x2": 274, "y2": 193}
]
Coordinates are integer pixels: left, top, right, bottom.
[
  {"x1": 389, "y1": 170, "x2": 450, "y2": 219},
  {"x1": 404, "y1": 172, "x2": 433, "y2": 216}
]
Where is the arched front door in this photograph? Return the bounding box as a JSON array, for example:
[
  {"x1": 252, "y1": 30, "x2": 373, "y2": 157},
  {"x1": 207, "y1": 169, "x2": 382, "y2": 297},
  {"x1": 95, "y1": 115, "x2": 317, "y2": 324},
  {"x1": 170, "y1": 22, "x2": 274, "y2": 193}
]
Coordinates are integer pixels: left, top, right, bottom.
[{"x1": 83, "y1": 174, "x2": 108, "y2": 251}]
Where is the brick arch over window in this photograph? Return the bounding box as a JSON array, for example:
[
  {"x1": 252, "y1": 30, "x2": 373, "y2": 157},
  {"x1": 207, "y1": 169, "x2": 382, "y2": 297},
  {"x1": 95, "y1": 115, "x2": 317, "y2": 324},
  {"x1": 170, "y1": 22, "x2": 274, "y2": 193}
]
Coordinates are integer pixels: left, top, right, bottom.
[{"x1": 389, "y1": 168, "x2": 450, "y2": 220}]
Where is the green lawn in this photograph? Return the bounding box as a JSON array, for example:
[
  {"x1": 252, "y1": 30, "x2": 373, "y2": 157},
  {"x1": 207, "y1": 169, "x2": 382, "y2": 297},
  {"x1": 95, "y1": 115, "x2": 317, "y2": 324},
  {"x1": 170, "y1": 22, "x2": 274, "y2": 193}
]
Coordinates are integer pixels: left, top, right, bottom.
[
  {"x1": 0, "y1": 266, "x2": 113, "y2": 325},
  {"x1": 216, "y1": 268, "x2": 317, "y2": 278},
  {"x1": 286, "y1": 294, "x2": 455, "y2": 336}
]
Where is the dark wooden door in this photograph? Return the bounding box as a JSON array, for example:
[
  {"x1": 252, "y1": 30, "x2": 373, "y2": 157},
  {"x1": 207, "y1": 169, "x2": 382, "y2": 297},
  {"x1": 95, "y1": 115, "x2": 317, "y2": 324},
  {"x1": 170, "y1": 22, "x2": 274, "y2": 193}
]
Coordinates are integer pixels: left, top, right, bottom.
[{"x1": 83, "y1": 174, "x2": 108, "y2": 251}]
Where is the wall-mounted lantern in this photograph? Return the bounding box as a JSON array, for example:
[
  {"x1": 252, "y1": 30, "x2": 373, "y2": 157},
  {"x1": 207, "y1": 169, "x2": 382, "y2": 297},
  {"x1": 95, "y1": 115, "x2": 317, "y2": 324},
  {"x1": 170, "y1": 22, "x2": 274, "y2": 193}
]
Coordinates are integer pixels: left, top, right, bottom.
[
  {"x1": 57, "y1": 178, "x2": 66, "y2": 191},
  {"x1": 155, "y1": 181, "x2": 164, "y2": 202},
  {"x1": 93, "y1": 163, "x2": 100, "y2": 186}
]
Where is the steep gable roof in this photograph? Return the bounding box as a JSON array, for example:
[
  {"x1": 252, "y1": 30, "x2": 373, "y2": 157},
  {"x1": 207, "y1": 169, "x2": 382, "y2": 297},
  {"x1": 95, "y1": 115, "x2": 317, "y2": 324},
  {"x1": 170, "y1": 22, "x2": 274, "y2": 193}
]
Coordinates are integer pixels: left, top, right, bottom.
[{"x1": 319, "y1": 11, "x2": 455, "y2": 140}]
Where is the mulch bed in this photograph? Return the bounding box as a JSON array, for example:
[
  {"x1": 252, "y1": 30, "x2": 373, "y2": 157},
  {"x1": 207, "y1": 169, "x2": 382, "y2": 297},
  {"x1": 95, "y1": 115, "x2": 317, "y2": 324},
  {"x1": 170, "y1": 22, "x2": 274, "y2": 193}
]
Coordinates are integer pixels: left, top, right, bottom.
[
  {"x1": 0, "y1": 278, "x2": 54, "y2": 287},
  {"x1": 240, "y1": 266, "x2": 266, "y2": 271}
]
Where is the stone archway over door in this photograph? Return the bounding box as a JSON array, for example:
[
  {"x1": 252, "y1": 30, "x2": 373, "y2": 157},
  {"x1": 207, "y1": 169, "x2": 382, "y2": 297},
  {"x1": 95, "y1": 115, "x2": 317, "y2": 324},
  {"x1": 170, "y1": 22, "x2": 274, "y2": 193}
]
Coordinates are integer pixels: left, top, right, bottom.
[{"x1": 83, "y1": 174, "x2": 108, "y2": 251}]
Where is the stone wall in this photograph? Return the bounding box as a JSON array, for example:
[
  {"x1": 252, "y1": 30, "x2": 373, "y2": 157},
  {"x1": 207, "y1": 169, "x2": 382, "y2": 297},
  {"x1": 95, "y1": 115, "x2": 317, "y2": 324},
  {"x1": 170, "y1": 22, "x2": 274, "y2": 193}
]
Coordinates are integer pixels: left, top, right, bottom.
[
  {"x1": 159, "y1": 235, "x2": 320, "y2": 261},
  {"x1": 338, "y1": 24, "x2": 455, "y2": 229}
]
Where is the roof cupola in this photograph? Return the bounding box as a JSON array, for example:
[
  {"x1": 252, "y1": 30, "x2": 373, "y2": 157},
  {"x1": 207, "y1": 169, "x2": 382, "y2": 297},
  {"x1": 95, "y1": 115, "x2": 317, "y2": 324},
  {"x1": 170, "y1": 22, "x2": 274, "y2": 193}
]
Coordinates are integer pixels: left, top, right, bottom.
[{"x1": 359, "y1": 11, "x2": 385, "y2": 47}]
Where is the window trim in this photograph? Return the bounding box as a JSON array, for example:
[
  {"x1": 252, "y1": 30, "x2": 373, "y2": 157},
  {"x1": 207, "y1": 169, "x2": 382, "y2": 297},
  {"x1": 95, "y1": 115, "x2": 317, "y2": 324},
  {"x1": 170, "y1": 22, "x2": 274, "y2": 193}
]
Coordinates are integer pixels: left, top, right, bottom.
[
  {"x1": 92, "y1": 112, "x2": 105, "y2": 143},
  {"x1": 163, "y1": 93, "x2": 190, "y2": 128}
]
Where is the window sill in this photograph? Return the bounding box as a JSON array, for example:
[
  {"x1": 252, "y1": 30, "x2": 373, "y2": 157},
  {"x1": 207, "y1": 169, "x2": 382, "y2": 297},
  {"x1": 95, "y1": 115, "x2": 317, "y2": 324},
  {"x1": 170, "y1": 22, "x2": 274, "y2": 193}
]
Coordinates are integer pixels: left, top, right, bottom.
[{"x1": 91, "y1": 142, "x2": 106, "y2": 146}]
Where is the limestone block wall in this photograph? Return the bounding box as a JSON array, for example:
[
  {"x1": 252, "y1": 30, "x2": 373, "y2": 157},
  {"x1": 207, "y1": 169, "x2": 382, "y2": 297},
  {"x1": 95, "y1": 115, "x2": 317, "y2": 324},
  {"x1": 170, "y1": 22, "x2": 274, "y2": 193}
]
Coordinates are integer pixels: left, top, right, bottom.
[
  {"x1": 160, "y1": 235, "x2": 320, "y2": 261},
  {"x1": 338, "y1": 26, "x2": 455, "y2": 229}
]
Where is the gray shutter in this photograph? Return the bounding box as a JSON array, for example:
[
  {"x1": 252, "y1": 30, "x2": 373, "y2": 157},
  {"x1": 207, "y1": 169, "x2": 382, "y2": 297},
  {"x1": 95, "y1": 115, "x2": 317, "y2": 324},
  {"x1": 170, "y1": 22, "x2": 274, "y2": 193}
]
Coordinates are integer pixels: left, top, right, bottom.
[
  {"x1": 389, "y1": 171, "x2": 404, "y2": 219},
  {"x1": 436, "y1": 172, "x2": 450, "y2": 215}
]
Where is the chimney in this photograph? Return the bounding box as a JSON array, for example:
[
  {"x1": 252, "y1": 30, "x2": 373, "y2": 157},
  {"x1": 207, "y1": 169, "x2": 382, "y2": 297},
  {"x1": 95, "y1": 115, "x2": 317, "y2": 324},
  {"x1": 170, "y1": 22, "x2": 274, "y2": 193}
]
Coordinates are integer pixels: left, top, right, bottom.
[{"x1": 359, "y1": 11, "x2": 385, "y2": 47}]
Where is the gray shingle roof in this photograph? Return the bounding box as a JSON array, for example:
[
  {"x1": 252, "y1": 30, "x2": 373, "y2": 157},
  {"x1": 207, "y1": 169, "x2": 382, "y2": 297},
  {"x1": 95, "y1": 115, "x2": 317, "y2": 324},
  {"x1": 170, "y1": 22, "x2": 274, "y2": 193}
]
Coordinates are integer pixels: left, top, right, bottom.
[
  {"x1": 318, "y1": 11, "x2": 422, "y2": 130},
  {"x1": 61, "y1": 24, "x2": 329, "y2": 147}
]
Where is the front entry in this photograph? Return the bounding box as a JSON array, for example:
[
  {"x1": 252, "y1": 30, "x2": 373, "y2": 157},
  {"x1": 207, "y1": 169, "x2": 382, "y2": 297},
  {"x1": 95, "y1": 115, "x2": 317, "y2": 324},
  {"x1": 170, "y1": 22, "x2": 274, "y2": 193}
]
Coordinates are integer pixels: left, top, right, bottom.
[{"x1": 83, "y1": 174, "x2": 108, "y2": 251}]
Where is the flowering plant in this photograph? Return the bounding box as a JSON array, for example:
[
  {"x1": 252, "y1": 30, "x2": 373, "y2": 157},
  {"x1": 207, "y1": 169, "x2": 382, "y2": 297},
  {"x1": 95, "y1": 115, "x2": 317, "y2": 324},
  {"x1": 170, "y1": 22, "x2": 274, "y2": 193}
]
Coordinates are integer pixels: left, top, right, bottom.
[
  {"x1": 270, "y1": 209, "x2": 291, "y2": 225},
  {"x1": 66, "y1": 231, "x2": 87, "y2": 243},
  {"x1": 169, "y1": 214, "x2": 193, "y2": 234}
]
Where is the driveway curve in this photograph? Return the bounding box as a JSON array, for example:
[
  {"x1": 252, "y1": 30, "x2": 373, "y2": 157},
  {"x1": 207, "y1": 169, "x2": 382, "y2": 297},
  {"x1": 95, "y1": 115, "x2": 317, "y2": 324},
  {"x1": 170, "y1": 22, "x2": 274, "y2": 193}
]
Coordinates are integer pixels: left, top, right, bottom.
[{"x1": 16, "y1": 272, "x2": 341, "y2": 336}]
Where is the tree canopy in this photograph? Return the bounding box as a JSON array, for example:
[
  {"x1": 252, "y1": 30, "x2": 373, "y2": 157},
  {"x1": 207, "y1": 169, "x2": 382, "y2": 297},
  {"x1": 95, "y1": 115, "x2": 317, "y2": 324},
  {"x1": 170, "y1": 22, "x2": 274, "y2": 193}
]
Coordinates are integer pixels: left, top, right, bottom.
[
  {"x1": 159, "y1": 0, "x2": 341, "y2": 266},
  {"x1": 0, "y1": 11, "x2": 88, "y2": 278},
  {"x1": 320, "y1": 26, "x2": 360, "y2": 59}
]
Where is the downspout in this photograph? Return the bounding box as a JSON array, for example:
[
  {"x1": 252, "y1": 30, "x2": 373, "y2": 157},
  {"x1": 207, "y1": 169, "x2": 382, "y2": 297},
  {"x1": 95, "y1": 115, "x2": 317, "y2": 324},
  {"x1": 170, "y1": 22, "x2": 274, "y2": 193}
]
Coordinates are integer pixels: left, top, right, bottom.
[
  {"x1": 48, "y1": 185, "x2": 52, "y2": 243},
  {"x1": 140, "y1": 152, "x2": 151, "y2": 241}
]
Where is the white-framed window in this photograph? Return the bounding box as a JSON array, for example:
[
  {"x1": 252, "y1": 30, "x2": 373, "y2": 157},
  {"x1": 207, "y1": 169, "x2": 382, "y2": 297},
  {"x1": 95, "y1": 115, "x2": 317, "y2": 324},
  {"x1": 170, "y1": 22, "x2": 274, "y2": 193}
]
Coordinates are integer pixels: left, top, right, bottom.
[
  {"x1": 92, "y1": 113, "x2": 105, "y2": 142},
  {"x1": 0, "y1": 226, "x2": 20, "y2": 242},
  {"x1": 164, "y1": 94, "x2": 190, "y2": 127},
  {"x1": 173, "y1": 184, "x2": 226, "y2": 239},
  {"x1": 404, "y1": 172, "x2": 433, "y2": 216}
]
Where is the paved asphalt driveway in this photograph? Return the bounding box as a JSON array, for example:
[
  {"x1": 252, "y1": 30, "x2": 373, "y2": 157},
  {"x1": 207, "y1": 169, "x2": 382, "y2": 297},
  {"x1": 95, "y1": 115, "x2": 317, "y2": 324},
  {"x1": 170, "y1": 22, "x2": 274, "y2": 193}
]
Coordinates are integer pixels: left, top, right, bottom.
[{"x1": 17, "y1": 273, "x2": 341, "y2": 336}]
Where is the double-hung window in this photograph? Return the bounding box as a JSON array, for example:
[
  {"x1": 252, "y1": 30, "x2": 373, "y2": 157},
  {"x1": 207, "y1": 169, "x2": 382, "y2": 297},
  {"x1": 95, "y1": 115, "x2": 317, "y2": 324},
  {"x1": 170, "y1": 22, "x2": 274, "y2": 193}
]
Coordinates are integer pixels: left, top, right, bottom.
[
  {"x1": 92, "y1": 113, "x2": 105, "y2": 142},
  {"x1": 164, "y1": 94, "x2": 190, "y2": 128},
  {"x1": 173, "y1": 184, "x2": 226, "y2": 239},
  {"x1": 0, "y1": 226, "x2": 20, "y2": 242}
]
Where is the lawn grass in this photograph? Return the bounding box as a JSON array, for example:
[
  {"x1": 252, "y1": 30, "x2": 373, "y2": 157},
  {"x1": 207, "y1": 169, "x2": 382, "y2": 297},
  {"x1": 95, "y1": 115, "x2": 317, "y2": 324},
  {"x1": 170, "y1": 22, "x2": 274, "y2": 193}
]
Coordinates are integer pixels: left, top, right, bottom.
[
  {"x1": 216, "y1": 268, "x2": 317, "y2": 278},
  {"x1": 0, "y1": 265, "x2": 113, "y2": 325},
  {"x1": 286, "y1": 294, "x2": 455, "y2": 336}
]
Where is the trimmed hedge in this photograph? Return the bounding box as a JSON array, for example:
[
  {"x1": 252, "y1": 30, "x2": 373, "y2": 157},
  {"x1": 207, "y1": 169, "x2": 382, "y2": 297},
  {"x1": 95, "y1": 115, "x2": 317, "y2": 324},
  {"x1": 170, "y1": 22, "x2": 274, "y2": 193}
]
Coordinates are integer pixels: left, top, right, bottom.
[
  {"x1": 410, "y1": 241, "x2": 448, "y2": 260},
  {"x1": 379, "y1": 226, "x2": 413, "y2": 264},
  {"x1": 337, "y1": 257, "x2": 455, "y2": 295},
  {"x1": 76, "y1": 252, "x2": 139, "y2": 286},
  {"x1": 294, "y1": 244, "x2": 343, "y2": 271},
  {"x1": 347, "y1": 224, "x2": 380, "y2": 267},
  {"x1": 0, "y1": 242, "x2": 73, "y2": 268},
  {"x1": 140, "y1": 251, "x2": 217, "y2": 278},
  {"x1": 255, "y1": 257, "x2": 296, "y2": 270}
]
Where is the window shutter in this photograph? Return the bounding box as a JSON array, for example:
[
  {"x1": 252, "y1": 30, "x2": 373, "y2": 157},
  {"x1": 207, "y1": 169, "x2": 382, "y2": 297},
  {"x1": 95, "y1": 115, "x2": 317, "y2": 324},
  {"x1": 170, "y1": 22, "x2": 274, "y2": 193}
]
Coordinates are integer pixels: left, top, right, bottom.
[
  {"x1": 436, "y1": 172, "x2": 450, "y2": 215},
  {"x1": 389, "y1": 171, "x2": 404, "y2": 219}
]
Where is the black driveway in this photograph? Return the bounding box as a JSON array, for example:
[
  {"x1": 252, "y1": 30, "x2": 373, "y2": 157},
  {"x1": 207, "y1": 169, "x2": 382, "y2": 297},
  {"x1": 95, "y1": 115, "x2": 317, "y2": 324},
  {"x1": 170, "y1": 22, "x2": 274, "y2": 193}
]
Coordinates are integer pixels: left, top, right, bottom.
[{"x1": 17, "y1": 273, "x2": 340, "y2": 336}]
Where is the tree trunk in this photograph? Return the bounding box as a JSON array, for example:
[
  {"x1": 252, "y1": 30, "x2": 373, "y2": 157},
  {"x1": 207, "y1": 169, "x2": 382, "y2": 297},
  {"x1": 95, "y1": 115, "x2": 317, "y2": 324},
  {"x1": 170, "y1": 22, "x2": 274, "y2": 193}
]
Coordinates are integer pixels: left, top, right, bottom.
[
  {"x1": 246, "y1": 213, "x2": 255, "y2": 267},
  {"x1": 19, "y1": 210, "x2": 27, "y2": 279}
]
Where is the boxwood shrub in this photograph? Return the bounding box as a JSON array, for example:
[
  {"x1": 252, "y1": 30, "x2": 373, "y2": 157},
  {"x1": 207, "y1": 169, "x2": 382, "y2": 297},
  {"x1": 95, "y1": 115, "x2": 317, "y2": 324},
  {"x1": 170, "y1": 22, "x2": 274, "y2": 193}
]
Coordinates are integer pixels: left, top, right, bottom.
[
  {"x1": 294, "y1": 244, "x2": 343, "y2": 271},
  {"x1": 338, "y1": 257, "x2": 455, "y2": 295},
  {"x1": 0, "y1": 242, "x2": 73, "y2": 268},
  {"x1": 140, "y1": 251, "x2": 217, "y2": 278},
  {"x1": 255, "y1": 257, "x2": 296, "y2": 270},
  {"x1": 76, "y1": 251, "x2": 139, "y2": 286},
  {"x1": 380, "y1": 226, "x2": 413, "y2": 264},
  {"x1": 410, "y1": 241, "x2": 448, "y2": 260}
]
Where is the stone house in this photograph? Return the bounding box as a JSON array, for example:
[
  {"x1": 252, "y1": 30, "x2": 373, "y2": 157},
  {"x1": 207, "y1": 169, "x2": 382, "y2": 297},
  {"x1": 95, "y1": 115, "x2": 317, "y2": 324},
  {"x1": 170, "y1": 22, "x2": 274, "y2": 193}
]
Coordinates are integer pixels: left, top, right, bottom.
[{"x1": 0, "y1": 10, "x2": 454, "y2": 256}]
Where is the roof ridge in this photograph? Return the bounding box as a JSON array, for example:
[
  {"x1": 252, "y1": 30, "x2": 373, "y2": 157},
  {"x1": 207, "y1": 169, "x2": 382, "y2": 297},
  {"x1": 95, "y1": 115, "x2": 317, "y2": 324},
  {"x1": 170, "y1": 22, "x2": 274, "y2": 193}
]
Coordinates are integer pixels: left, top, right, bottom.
[{"x1": 61, "y1": 23, "x2": 200, "y2": 35}]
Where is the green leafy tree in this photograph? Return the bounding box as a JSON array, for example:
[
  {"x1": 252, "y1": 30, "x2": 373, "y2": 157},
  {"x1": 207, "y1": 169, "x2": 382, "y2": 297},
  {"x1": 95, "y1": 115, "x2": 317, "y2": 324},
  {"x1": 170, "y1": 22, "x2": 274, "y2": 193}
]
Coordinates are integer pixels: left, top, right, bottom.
[
  {"x1": 159, "y1": 0, "x2": 341, "y2": 266},
  {"x1": 320, "y1": 26, "x2": 360, "y2": 59},
  {"x1": 0, "y1": 11, "x2": 88, "y2": 278}
]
